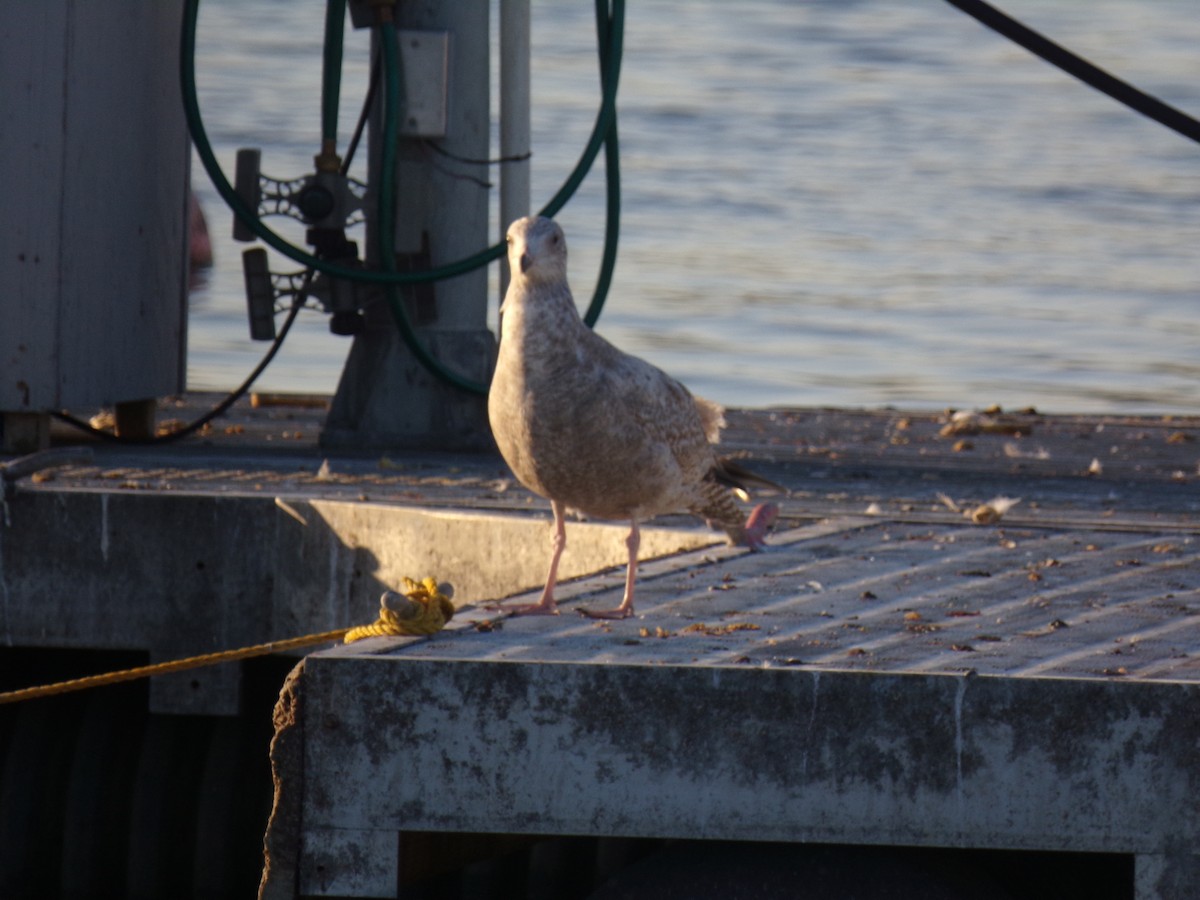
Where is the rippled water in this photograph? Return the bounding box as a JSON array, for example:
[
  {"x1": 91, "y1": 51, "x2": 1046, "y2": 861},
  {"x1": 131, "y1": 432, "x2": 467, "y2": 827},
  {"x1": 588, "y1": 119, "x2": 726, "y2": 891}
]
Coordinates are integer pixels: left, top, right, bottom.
[{"x1": 188, "y1": 0, "x2": 1200, "y2": 413}]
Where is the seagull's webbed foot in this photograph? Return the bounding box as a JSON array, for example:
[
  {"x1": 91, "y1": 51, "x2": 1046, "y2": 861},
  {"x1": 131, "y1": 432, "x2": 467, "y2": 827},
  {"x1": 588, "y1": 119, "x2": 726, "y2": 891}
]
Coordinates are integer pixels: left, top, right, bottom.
[
  {"x1": 578, "y1": 520, "x2": 640, "y2": 620},
  {"x1": 577, "y1": 604, "x2": 634, "y2": 621},
  {"x1": 489, "y1": 578, "x2": 561, "y2": 616},
  {"x1": 491, "y1": 500, "x2": 569, "y2": 617},
  {"x1": 492, "y1": 596, "x2": 560, "y2": 617}
]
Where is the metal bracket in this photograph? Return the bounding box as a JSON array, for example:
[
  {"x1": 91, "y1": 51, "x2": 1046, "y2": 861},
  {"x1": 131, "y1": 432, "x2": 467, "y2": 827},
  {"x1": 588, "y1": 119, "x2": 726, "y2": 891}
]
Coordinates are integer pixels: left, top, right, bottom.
[
  {"x1": 393, "y1": 30, "x2": 450, "y2": 138},
  {"x1": 241, "y1": 249, "x2": 370, "y2": 341}
]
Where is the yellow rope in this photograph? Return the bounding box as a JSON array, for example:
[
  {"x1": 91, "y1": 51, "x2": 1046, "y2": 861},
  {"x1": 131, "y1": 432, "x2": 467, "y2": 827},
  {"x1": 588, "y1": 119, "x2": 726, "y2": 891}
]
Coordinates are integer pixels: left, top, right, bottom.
[
  {"x1": 0, "y1": 576, "x2": 453, "y2": 705},
  {"x1": 343, "y1": 576, "x2": 455, "y2": 642}
]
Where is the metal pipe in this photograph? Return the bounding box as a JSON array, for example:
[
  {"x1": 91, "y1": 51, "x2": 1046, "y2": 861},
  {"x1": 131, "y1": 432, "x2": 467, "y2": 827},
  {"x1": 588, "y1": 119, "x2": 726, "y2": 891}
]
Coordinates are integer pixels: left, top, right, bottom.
[
  {"x1": 319, "y1": 0, "x2": 348, "y2": 162},
  {"x1": 499, "y1": 0, "x2": 531, "y2": 302}
]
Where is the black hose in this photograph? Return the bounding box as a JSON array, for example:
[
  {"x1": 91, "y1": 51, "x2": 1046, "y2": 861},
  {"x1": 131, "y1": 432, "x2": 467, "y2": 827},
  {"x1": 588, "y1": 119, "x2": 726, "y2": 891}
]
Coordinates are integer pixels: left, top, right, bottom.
[
  {"x1": 945, "y1": 0, "x2": 1200, "y2": 145},
  {"x1": 52, "y1": 282, "x2": 309, "y2": 445}
]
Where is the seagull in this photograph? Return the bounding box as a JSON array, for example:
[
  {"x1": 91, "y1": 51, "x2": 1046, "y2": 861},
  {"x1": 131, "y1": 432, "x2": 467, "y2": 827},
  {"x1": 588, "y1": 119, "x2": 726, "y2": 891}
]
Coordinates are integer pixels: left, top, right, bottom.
[{"x1": 487, "y1": 215, "x2": 781, "y2": 620}]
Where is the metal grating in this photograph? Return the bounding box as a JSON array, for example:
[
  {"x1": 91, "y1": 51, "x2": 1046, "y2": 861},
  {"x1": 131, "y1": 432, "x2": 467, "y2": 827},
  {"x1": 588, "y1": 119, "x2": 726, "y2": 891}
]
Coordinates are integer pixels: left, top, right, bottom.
[{"x1": 390, "y1": 518, "x2": 1200, "y2": 684}]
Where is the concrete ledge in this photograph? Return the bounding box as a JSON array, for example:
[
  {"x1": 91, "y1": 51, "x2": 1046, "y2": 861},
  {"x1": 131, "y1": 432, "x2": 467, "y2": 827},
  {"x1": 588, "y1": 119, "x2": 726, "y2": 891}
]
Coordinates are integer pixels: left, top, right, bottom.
[
  {"x1": 292, "y1": 655, "x2": 1200, "y2": 898},
  {"x1": 0, "y1": 489, "x2": 714, "y2": 714}
]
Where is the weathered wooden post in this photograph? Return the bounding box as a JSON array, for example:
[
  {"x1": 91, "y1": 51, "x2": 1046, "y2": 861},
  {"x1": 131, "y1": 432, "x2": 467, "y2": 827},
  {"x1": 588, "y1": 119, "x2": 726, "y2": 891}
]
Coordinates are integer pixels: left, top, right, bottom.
[{"x1": 0, "y1": 3, "x2": 189, "y2": 452}]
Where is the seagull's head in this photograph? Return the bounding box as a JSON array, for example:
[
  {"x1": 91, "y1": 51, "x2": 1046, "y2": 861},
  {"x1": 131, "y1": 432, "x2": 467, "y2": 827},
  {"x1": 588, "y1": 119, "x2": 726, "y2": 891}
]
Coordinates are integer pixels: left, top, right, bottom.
[{"x1": 506, "y1": 216, "x2": 567, "y2": 285}]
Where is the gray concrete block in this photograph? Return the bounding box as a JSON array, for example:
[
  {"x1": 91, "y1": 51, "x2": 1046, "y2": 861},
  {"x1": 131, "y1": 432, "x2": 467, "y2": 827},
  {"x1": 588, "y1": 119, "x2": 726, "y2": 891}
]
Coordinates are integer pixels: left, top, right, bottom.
[{"x1": 295, "y1": 653, "x2": 1200, "y2": 897}]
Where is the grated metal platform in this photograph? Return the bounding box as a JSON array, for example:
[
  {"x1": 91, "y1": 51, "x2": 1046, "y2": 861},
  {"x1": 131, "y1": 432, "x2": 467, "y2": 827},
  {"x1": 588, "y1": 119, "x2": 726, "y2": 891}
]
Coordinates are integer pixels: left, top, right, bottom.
[{"x1": 382, "y1": 516, "x2": 1200, "y2": 682}]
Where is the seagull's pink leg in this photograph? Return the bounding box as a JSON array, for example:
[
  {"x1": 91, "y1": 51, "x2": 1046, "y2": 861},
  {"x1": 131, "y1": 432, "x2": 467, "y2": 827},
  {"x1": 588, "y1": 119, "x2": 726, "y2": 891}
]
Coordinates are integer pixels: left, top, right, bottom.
[
  {"x1": 541, "y1": 500, "x2": 569, "y2": 603},
  {"x1": 580, "y1": 520, "x2": 640, "y2": 620},
  {"x1": 493, "y1": 500, "x2": 567, "y2": 616},
  {"x1": 742, "y1": 502, "x2": 779, "y2": 551}
]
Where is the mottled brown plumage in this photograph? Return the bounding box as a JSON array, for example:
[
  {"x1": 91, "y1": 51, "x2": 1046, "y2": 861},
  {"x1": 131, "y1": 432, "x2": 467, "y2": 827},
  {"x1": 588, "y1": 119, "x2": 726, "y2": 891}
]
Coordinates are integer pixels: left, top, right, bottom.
[{"x1": 488, "y1": 216, "x2": 778, "y2": 618}]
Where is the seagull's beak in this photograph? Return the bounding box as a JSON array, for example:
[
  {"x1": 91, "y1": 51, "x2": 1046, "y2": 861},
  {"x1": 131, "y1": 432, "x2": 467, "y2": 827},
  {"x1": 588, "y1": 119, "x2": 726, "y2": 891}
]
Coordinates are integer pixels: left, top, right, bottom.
[{"x1": 519, "y1": 252, "x2": 533, "y2": 274}]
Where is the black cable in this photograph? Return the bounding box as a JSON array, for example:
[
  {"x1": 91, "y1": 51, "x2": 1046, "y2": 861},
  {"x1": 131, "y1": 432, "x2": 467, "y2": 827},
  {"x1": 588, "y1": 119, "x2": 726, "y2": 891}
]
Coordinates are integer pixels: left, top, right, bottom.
[
  {"x1": 52, "y1": 277, "x2": 309, "y2": 445},
  {"x1": 945, "y1": 0, "x2": 1200, "y2": 145},
  {"x1": 52, "y1": 43, "x2": 390, "y2": 447},
  {"x1": 341, "y1": 55, "x2": 379, "y2": 175},
  {"x1": 422, "y1": 139, "x2": 532, "y2": 167}
]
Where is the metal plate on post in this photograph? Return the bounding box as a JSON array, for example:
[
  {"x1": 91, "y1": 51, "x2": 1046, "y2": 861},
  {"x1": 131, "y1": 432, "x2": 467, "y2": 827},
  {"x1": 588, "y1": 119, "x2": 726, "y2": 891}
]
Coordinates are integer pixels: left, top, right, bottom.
[{"x1": 395, "y1": 30, "x2": 448, "y2": 138}]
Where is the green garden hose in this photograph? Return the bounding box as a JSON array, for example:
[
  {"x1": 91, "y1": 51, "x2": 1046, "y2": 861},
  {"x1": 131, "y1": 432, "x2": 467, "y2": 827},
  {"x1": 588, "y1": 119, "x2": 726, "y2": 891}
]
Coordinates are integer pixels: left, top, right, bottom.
[
  {"x1": 320, "y1": 0, "x2": 347, "y2": 152},
  {"x1": 180, "y1": 0, "x2": 624, "y2": 394},
  {"x1": 180, "y1": 0, "x2": 623, "y2": 288}
]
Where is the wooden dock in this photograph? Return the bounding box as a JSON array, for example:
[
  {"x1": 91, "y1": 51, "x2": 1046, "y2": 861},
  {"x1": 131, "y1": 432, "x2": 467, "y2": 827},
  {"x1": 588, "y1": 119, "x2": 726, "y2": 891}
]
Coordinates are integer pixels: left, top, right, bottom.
[{"x1": 1, "y1": 395, "x2": 1197, "y2": 898}]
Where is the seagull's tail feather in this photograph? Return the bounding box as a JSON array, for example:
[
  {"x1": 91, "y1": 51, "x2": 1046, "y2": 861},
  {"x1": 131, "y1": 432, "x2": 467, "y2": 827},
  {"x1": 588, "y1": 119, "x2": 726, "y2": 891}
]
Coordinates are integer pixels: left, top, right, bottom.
[{"x1": 711, "y1": 457, "x2": 790, "y2": 499}]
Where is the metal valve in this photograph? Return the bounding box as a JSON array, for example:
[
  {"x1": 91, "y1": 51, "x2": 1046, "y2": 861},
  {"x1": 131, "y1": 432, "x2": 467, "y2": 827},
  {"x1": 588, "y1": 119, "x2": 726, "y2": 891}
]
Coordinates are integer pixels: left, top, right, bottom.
[
  {"x1": 234, "y1": 148, "x2": 371, "y2": 339},
  {"x1": 232, "y1": 148, "x2": 368, "y2": 241}
]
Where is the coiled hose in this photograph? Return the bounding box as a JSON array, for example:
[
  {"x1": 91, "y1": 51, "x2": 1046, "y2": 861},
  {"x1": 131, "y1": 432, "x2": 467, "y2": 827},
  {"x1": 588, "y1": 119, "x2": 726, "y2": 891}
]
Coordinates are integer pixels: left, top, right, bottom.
[{"x1": 180, "y1": 0, "x2": 625, "y2": 395}]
